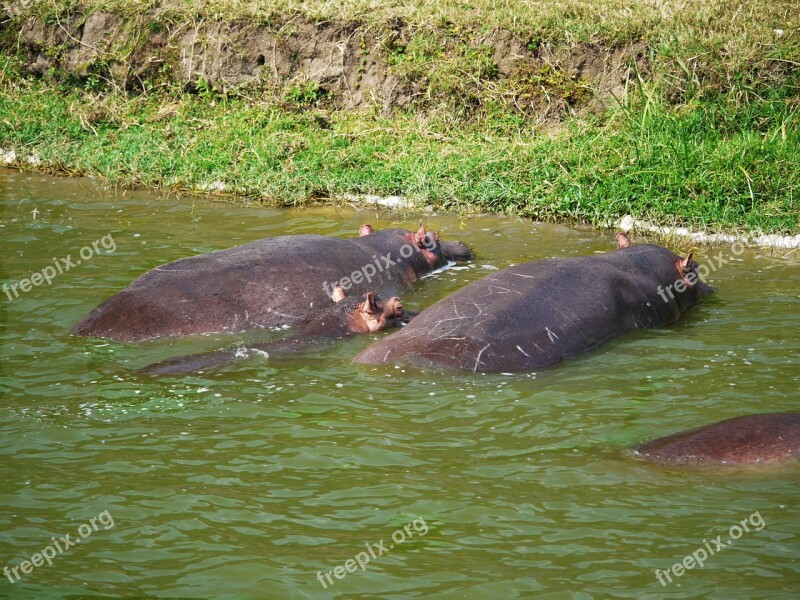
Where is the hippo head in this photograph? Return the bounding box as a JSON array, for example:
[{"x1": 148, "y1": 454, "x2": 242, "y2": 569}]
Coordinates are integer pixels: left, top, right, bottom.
[
  {"x1": 409, "y1": 223, "x2": 445, "y2": 270},
  {"x1": 359, "y1": 222, "x2": 473, "y2": 265},
  {"x1": 617, "y1": 232, "x2": 714, "y2": 304},
  {"x1": 342, "y1": 291, "x2": 410, "y2": 333}
]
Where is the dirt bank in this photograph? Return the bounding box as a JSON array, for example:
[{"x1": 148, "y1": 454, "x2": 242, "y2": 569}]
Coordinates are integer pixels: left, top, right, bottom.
[{"x1": 6, "y1": 10, "x2": 647, "y2": 119}]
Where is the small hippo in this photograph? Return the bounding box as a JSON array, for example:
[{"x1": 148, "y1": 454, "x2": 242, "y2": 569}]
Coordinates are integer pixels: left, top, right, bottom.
[
  {"x1": 72, "y1": 223, "x2": 471, "y2": 342},
  {"x1": 140, "y1": 291, "x2": 411, "y2": 376},
  {"x1": 355, "y1": 233, "x2": 713, "y2": 372},
  {"x1": 635, "y1": 413, "x2": 800, "y2": 466}
]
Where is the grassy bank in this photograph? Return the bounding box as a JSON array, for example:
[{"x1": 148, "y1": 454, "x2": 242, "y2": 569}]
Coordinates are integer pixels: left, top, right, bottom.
[{"x1": 1, "y1": 1, "x2": 799, "y2": 233}]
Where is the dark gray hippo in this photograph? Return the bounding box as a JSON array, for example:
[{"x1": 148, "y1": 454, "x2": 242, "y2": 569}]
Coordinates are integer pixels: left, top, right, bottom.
[
  {"x1": 355, "y1": 233, "x2": 712, "y2": 372},
  {"x1": 141, "y1": 291, "x2": 412, "y2": 376},
  {"x1": 72, "y1": 224, "x2": 471, "y2": 342},
  {"x1": 635, "y1": 413, "x2": 800, "y2": 466}
]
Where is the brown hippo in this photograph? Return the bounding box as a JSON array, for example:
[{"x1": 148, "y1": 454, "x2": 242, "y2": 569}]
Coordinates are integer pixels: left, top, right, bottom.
[
  {"x1": 635, "y1": 414, "x2": 800, "y2": 466},
  {"x1": 72, "y1": 224, "x2": 471, "y2": 342},
  {"x1": 355, "y1": 233, "x2": 713, "y2": 372},
  {"x1": 140, "y1": 291, "x2": 411, "y2": 376}
]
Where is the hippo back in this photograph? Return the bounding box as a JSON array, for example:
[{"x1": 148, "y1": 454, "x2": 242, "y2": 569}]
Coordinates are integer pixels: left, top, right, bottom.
[
  {"x1": 636, "y1": 413, "x2": 800, "y2": 465},
  {"x1": 72, "y1": 230, "x2": 434, "y2": 342},
  {"x1": 355, "y1": 244, "x2": 706, "y2": 372}
]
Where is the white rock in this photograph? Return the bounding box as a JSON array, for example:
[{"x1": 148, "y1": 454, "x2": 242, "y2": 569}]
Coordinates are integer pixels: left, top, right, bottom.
[
  {"x1": 198, "y1": 181, "x2": 227, "y2": 192},
  {"x1": 343, "y1": 193, "x2": 414, "y2": 209},
  {"x1": 1, "y1": 148, "x2": 16, "y2": 164},
  {"x1": 618, "y1": 216, "x2": 800, "y2": 249},
  {"x1": 619, "y1": 215, "x2": 635, "y2": 231}
]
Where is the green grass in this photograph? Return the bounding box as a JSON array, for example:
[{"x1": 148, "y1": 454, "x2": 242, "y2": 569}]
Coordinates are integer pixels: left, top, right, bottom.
[
  {"x1": 1, "y1": 50, "x2": 796, "y2": 232},
  {"x1": 1, "y1": 1, "x2": 798, "y2": 233}
]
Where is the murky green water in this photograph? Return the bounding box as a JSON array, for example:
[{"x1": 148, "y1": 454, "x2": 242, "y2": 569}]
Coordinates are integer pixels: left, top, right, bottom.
[{"x1": 1, "y1": 167, "x2": 799, "y2": 599}]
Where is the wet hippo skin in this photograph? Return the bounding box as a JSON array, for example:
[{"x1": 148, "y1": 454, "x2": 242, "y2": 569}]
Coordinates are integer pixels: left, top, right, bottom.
[
  {"x1": 635, "y1": 413, "x2": 800, "y2": 465},
  {"x1": 72, "y1": 225, "x2": 468, "y2": 342},
  {"x1": 355, "y1": 234, "x2": 712, "y2": 372},
  {"x1": 140, "y1": 292, "x2": 410, "y2": 376}
]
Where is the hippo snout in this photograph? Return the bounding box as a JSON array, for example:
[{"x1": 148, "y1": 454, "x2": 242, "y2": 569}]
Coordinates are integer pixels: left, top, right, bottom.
[{"x1": 440, "y1": 240, "x2": 474, "y2": 262}]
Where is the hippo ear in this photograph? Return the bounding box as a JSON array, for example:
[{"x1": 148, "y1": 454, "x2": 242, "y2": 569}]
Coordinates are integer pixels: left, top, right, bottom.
[
  {"x1": 679, "y1": 252, "x2": 694, "y2": 273},
  {"x1": 359, "y1": 224, "x2": 374, "y2": 237},
  {"x1": 616, "y1": 232, "x2": 631, "y2": 249},
  {"x1": 361, "y1": 292, "x2": 381, "y2": 314},
  {"x1": 413, "y1": 222, "x2": 436, "y2": 249},
  {"x1": 331, "y1": 286, "x2": 346, "y2": 303}
]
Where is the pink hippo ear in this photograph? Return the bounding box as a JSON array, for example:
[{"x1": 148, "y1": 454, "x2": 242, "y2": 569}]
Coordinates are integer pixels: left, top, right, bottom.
[
  {"x1": 331, "y1": 286, "x2": 346, "y2": 303},
  {"x1": 361, "y1": 292, "x2": 381, "y2": 315},
  {"x1": 359, "y1": 224, "x2": 374, "y2": 237},
  {"x1": 616, "y1": 232, "x2": 631, "y2": 249},
  {"x1": 679, "y1": 252, "x2": 694, "y2": 273},
  {"x1": 675, "y1": 252, "x2": 696, "y2": 285},
  {"x1": 413, "y1": 222, "x2": 437, "y2": 249}
]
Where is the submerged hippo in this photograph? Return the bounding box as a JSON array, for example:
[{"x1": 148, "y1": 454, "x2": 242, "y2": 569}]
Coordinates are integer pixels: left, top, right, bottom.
[
  {"x1": 141, "y1": 291, "x2": 410, "y2": 376},
  {"x1": 72, "y1": 224, "x2": 471, "y2": 342},
  {"x1": 636, "y1": 414, "x2": 800, "y2": 466},
  {"x1": 355, "y1": 233, "x2": 712, "y2": 372}
]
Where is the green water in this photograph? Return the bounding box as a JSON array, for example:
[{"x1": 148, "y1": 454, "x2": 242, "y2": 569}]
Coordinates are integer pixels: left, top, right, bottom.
[{"x1": 1, "y1": 167, "x2": 798, "y2": 599}]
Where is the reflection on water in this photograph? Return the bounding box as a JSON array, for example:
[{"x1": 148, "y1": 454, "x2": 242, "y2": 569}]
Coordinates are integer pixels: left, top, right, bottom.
[{"x1": 1, "y1": 168, "x2": 799, "y2": 598}]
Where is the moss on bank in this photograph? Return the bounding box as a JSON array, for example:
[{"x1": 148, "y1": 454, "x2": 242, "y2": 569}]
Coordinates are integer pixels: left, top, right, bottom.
[{"x1": 0, "y1": 1, "x2": 798, "y2": 233}]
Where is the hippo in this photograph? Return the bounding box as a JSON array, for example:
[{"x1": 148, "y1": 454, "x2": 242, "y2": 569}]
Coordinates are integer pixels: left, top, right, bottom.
[
  {"x1": 635, "y1": 413, "x2": 800, "y2": 466},
  {"x1": 72, "y1": 224, "x2": 471, "y2": 342},
  {"x1": 140, "y1": 291, "x2": 411, "y2": 376},
  {"x1": 355, "y1": 233, "x2": 713, "y2": 372}
]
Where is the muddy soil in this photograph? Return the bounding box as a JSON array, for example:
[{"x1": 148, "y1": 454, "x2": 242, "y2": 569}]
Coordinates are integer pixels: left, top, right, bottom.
[{"x1": 7, "y1": 11, "x2": 648, "y2": 119}]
